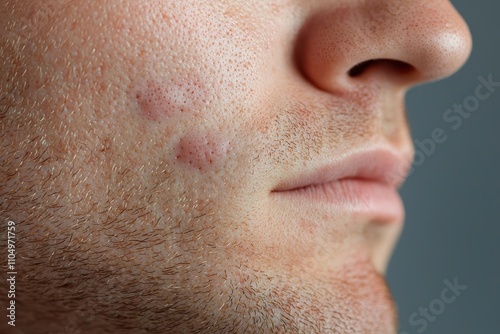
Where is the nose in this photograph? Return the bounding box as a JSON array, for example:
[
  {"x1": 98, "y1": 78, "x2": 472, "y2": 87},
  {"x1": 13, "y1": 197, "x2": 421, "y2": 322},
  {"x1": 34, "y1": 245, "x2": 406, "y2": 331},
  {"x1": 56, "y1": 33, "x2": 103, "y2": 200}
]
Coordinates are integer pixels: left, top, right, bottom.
[{"x1": 297, "y1": 0, "x2": 472, "y2": 91}]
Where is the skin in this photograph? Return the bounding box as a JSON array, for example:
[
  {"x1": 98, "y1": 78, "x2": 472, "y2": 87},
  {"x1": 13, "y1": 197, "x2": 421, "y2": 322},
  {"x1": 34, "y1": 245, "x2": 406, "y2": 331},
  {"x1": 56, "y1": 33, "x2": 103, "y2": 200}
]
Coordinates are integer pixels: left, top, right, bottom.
[{"x1": 0, "y1": 0, "x2": 471, "y2": 333}]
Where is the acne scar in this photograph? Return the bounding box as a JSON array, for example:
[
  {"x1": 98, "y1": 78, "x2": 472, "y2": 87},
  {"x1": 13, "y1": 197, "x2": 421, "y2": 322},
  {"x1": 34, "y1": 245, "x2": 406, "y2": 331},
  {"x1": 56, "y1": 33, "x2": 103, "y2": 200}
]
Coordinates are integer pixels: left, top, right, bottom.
[
  {"x1": 134, "y1": 75, "x2": 208, "y2": 121},
  {"x1": 175, "y1": 133, "x2": 230, "y2": 172}
]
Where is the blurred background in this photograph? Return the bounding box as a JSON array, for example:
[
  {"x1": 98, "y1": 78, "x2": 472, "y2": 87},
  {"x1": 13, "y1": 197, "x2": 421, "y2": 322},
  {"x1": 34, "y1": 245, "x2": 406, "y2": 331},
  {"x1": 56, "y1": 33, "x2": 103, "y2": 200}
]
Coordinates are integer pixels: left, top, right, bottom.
[{"x1": 387, "y1": 0, "x2": 500, "y2": 333}]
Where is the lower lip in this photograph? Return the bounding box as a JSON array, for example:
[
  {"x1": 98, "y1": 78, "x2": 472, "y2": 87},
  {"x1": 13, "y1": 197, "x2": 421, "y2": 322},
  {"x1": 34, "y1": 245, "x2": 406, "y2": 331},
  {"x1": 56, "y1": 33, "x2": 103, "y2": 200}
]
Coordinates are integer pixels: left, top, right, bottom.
[{"x1": 272, "y1": 179, "x2": 404, "y2": 222}]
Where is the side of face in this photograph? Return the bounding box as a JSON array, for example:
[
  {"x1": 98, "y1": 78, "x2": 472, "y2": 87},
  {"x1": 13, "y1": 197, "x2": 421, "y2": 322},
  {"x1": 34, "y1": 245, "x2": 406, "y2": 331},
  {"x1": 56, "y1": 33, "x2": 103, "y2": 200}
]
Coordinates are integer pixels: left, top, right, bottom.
[{"x1": 0, "y1": 1, "x2": 471, "y2": 333}]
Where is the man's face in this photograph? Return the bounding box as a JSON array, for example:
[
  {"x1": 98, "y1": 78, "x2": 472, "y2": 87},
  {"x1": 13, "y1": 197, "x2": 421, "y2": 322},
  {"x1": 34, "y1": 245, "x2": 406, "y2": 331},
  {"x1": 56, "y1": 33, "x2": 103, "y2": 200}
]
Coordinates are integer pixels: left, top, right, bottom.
[{"x1": 1, "y1": 0, "x2": 471, "y2": 333}]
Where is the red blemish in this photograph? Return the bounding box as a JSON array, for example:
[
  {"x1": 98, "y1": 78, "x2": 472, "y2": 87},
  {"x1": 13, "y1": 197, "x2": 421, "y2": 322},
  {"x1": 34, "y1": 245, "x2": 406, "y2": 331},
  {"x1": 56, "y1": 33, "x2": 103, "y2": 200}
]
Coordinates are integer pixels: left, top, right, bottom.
[
  {"x1": 175, "y1": 133, "x2": 230, "y2": 172},
  {"x1": 134, "y1": 75, "x2": 208, "y2": 121},
  {"x1": 299, "y1": 219, "x2": 317, "y2": 235},
  {"x1": 298, "y1": 108, "x2": 313, "y2": 117}
]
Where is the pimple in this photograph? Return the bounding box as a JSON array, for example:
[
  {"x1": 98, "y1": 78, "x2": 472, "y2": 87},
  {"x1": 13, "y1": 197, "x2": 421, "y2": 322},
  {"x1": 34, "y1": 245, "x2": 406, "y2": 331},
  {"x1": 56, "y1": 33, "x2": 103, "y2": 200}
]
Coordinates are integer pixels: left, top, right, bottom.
[
  {"x1": 175, "y1": 133, "x2": 230, "y2": 172},
  {"x1": 134, "y1": 76, "x2": 208, "y2": 121}
]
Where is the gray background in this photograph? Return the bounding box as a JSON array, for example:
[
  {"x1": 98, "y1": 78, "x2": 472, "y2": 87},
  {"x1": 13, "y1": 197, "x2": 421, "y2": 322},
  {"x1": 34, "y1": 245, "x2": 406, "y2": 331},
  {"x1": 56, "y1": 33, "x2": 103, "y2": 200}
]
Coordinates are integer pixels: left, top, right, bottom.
[{"x1": 387, "y1": 1, "x2": 500, "y2": 333}]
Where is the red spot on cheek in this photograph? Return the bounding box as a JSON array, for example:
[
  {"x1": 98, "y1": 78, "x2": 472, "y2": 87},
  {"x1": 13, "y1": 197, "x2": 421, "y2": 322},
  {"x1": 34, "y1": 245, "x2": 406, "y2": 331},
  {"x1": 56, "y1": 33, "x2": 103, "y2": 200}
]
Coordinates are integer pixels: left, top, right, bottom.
[
  {"x1": 134, "y1": 76, "x2": 208, "y2": 121},
  {"x1": 299, "y1": 219, "x2": 317, "y2": 235},
  {"x1": 175, "y1": 134, "x2": 230, "y2": 171}
]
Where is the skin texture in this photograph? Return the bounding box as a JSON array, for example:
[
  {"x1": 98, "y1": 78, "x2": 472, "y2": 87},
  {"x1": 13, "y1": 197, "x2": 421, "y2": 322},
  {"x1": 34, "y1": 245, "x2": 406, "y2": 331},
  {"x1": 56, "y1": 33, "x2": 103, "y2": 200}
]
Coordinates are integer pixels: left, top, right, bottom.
[{"x1": 0, "y1": 0, "x2": 471, "y2": 333}]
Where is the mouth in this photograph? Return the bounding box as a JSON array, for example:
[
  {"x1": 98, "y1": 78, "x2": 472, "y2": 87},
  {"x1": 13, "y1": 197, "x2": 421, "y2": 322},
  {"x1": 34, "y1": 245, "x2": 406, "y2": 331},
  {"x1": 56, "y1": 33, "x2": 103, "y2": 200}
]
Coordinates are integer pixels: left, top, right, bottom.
[{"x1": 271, "y1": 149, "x2": 411, "y2": 222}]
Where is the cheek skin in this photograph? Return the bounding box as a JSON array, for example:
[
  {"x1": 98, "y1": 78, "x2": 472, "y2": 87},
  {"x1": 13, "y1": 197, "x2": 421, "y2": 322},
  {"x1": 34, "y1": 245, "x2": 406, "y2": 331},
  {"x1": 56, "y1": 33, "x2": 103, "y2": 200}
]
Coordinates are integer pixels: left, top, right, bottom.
[
  {"x1": 175, "y1": 133, "x2": 231, "y2": 172},
  {"x1": 134, "y1": 75, "x2": 209, "y2": 121},
  {"x1": 132, "y1": 74, "x2": 230, "y2": 173}
]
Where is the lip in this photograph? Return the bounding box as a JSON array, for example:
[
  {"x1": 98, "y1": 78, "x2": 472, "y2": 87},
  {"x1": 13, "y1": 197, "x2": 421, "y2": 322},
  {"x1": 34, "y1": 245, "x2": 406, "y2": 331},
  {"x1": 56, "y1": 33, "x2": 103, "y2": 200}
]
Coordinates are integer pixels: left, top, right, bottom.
[{"x1": 271, "y1": 149, "x2": 411, "y2": 222}]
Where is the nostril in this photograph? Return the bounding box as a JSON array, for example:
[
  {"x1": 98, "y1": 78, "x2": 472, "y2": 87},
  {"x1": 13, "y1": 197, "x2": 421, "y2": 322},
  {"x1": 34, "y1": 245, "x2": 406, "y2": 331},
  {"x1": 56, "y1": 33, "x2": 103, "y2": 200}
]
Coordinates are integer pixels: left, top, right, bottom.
[
  {"x1": 348, "y1": 59, "x2": 376, "y2": 77},
  {"x1": 348, "y1": 59, "x2": 415, "y2": 77}
]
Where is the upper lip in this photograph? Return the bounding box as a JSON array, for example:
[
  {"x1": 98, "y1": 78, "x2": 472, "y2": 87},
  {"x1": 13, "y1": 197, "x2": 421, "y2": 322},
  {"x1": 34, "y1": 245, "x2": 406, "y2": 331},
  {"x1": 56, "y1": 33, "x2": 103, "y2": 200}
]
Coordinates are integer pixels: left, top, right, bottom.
[{"x1": 272, "y1": 148, "x2": 412, "y2": 192}]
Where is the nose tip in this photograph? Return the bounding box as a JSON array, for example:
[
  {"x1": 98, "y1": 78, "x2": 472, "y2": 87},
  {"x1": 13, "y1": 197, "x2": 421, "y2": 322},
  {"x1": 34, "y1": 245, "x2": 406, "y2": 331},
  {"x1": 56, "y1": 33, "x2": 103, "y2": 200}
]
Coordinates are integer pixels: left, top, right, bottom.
[
  {"x1": 298, "y1": 1, "x2": 473, "y2": 91},
  {"x1": 394, "y1": 2, "x2": 473, "y2": 83},
  {"x1": 415, "y1": 23, "x2": 472, "y2": 81}
]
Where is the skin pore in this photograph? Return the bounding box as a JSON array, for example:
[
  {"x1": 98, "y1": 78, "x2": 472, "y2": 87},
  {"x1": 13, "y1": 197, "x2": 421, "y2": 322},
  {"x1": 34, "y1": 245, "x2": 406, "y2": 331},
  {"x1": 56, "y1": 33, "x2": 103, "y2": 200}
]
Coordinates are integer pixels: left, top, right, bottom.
[{"x1": 0, "y1": 0, "x2": 471, "y2": 333}]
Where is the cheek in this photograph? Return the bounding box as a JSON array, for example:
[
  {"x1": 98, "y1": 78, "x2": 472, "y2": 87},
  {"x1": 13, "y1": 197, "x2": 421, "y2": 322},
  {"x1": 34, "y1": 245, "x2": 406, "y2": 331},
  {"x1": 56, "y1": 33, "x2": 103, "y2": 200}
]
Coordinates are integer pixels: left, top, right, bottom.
[
  {"x1": 134, "y1": 75, "x2": 208, "y2": 121},
  {"x1": 175, "y1": 133, "x2": 231, "y2": 172}
]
